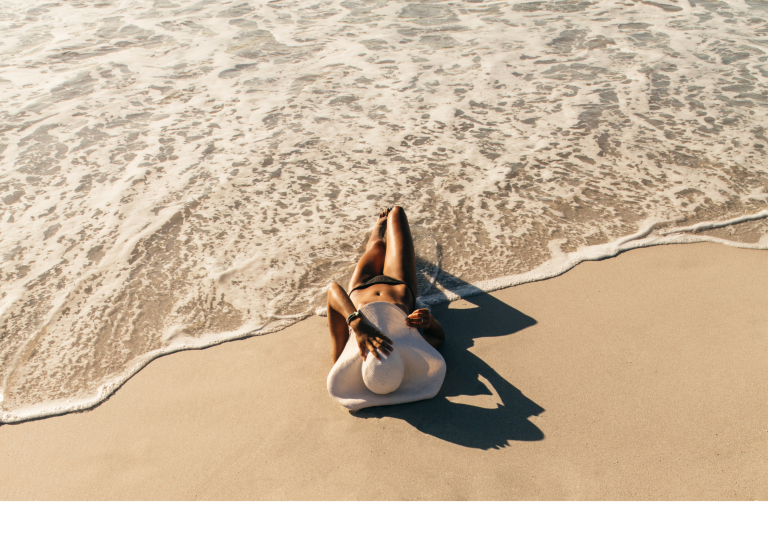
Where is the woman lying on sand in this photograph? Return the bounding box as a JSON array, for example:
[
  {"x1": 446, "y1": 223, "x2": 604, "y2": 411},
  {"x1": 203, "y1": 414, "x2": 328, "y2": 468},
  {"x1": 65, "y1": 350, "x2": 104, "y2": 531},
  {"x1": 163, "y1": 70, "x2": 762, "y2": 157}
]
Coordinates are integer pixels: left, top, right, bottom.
[{"x1": 326, "y1": 206, "x2": 445, "y2": 364}]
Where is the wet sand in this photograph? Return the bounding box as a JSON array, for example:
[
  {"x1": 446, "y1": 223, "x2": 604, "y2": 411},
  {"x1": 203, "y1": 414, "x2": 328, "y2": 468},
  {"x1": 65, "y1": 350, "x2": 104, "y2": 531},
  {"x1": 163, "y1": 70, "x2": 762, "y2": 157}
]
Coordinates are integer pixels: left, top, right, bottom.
[{"x1": 1, "y1": 242, "x2": 766, "y2": 500}]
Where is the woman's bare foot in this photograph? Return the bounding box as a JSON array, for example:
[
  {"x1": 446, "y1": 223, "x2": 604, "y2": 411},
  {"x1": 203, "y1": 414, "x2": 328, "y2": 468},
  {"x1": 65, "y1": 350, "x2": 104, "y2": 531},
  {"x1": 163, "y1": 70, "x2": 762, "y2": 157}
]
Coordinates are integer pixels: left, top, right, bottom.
[{"x1": 372, "y1": 207, "x2": 391, "y2": 241}]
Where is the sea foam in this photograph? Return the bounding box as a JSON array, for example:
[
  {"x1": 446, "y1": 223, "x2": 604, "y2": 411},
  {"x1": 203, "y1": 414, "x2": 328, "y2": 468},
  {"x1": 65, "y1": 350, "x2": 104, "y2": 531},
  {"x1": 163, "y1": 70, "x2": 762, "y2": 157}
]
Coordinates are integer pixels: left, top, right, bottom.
[{"x1": 1, "y1": 0, "x2": 767, "y2": 422}]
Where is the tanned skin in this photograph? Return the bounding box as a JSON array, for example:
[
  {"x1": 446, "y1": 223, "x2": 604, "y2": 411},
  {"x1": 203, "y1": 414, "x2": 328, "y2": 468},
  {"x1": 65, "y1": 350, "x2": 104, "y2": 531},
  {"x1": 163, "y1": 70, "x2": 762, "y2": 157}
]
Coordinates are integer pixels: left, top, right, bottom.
[{"x1": 326, "y1": 206, "x2": 445, "y2": 364}]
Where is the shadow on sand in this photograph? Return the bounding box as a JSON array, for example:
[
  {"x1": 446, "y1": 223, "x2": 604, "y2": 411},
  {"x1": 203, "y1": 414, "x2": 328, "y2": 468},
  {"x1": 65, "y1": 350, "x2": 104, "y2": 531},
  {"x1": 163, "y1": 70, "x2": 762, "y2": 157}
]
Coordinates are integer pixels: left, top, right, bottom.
[{"x1": 354, "y1": 270, "x2": 544, "y2": 450}]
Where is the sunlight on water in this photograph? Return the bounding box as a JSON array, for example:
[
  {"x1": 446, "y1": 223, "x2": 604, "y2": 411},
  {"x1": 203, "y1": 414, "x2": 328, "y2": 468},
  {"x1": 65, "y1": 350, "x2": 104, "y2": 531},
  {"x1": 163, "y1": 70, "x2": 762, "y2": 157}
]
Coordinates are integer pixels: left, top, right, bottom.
[{"x1": 1, "y1": 0, "x2": 767, "y2": 421}]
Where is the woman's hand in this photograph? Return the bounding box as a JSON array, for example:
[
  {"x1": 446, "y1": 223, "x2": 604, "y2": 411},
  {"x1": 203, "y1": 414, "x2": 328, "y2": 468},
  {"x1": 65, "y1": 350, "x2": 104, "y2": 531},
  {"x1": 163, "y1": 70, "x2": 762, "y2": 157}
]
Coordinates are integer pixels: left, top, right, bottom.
[
  {"x1": 350, "y1": 316, "x2": 393, "y2": 360},
  {"x1": 406, "y1": 308, "x2": 433, "y2": 329},
  {"x1": 408, "y1": 308, "x2": 445, "y2": 349}
]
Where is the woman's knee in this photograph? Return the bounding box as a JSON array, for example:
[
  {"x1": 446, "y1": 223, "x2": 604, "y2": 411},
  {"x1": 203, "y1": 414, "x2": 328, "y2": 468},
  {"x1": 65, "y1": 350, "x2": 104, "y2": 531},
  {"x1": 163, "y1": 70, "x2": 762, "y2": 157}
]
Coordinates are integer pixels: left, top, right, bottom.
[
  {"x1": 366, "y1": 238, "x2": 386, "y2": 252},
  {"x1": 388, "y1": 206, "x2": 410, "y2": 229}
]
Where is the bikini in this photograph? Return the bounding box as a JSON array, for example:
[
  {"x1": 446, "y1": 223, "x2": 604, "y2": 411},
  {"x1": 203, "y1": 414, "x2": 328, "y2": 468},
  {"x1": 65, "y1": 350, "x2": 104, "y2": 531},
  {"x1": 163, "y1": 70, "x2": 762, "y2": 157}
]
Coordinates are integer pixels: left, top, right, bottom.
[{"x1": 349, "y1": 275, "x2": 416, "y2": 312}]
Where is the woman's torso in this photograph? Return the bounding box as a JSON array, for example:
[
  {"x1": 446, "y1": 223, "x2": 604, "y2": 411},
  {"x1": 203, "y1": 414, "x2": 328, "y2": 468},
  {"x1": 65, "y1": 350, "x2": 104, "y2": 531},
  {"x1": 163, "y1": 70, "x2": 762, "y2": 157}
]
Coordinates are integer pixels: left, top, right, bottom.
[{"x1": 349, "y1": 282, "x2": 412, "y2": 315}]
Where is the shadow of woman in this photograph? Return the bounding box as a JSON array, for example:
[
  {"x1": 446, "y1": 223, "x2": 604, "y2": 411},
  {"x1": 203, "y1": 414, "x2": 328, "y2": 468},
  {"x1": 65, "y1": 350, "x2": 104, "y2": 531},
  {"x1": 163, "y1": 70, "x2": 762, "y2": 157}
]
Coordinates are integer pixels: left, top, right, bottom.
[{"x1": 354, "y1": 270, "x2": 544, "y2": 450}]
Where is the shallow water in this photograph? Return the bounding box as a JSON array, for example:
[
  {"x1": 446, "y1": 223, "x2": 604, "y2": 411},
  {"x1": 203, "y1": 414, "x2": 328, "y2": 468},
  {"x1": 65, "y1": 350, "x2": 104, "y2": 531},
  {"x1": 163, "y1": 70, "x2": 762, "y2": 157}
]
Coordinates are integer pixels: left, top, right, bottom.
[{"x1": 1, "y1": 0, "x2": 767, "y2": 422}]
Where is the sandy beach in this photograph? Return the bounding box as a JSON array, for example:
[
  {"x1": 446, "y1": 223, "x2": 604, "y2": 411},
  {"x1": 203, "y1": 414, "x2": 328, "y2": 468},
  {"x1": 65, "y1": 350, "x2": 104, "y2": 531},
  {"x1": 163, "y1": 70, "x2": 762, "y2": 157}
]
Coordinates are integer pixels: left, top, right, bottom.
[{"x1": 1, "y1": 242, "x2": 766, "y2": 500}]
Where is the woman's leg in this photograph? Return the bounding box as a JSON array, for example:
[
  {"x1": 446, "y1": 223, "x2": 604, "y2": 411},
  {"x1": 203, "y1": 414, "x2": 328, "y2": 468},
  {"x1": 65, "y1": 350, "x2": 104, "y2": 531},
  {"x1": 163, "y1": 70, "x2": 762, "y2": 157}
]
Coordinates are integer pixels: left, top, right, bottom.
[
  {"x1": 382, "y1": 206, "x2": 418, "y2": 302},
  {"x1": 347, "y1": 209, "x2": 389, "y2": 291}
]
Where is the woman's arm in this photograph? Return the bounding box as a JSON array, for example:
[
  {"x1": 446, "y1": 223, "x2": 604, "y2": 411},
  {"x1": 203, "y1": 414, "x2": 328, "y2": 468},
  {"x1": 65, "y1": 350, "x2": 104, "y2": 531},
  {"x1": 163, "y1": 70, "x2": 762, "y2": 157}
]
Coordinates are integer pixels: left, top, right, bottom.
[
  {"x1": 326, "y1": 282, "x2": 393, "y2": 363},
  {"x1": 326, "y1": 282, "x2": 354, "y2": 363},
  {"x1": 406, "y1": 308, "x2": 445, "y2": 349}
]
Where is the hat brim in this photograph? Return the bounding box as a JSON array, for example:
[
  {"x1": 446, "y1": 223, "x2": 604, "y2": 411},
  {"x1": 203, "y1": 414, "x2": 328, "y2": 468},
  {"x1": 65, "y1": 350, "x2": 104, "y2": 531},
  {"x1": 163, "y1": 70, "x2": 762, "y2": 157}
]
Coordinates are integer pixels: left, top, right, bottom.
[{"x1": 327, "y1": 302, "x2": 446, "y2": 410}]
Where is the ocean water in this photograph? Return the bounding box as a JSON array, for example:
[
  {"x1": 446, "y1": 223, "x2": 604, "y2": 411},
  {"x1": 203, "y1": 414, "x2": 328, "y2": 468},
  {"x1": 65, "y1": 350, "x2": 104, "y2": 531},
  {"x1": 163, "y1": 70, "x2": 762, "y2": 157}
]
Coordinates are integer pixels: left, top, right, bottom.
[{"x1": 1, "y1": 0, "x2": 767, "y2": 422}]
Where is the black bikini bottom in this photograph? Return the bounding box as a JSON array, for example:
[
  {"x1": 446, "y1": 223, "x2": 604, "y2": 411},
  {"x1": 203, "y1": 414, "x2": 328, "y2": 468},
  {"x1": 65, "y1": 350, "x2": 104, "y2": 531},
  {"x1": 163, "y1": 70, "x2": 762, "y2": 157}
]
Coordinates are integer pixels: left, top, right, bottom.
[{"x1": 350, "y1": 275, "x2": 416, "y2": 311}]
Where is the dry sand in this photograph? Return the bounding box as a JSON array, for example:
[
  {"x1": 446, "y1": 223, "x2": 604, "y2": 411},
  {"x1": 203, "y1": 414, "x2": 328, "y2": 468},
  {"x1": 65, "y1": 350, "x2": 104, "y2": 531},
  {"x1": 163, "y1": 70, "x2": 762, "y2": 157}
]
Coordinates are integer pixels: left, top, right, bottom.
[{"x1": 1, "y1": 242, "x2": 766, "y2": 500}]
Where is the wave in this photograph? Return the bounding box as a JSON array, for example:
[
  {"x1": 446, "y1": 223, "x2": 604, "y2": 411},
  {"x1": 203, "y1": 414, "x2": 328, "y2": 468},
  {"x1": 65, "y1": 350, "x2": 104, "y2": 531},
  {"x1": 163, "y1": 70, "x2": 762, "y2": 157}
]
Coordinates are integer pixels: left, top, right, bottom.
[{"x1": 2, "y1": 0, "x2": 768, "y2": 422}]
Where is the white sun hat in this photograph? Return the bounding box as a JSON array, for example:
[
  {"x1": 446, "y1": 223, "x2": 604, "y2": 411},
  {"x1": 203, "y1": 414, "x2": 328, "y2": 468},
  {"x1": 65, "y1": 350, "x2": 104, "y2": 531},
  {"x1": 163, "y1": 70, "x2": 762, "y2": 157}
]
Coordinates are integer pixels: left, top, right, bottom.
[{"x1": 327, "y1": 301, "x2": 446, "y2": 410}]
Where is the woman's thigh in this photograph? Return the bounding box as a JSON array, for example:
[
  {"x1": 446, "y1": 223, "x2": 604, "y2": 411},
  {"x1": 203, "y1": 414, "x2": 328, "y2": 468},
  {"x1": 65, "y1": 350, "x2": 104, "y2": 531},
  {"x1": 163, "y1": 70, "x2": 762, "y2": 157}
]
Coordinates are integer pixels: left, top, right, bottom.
[
  {"x1": 382, "y1": 206, "x2": 417, "y2": 297},
  {"x1": 348, "y1": 239, "x2": 386, "y2": 291}
]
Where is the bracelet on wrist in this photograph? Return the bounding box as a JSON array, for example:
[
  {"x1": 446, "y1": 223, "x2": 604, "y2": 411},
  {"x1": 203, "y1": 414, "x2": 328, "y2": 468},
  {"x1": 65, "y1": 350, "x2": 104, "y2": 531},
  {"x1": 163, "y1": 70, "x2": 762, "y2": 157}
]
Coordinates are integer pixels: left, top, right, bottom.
[{"x1": 346, "y1": 310, "x2": 362, "y2": 326}]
